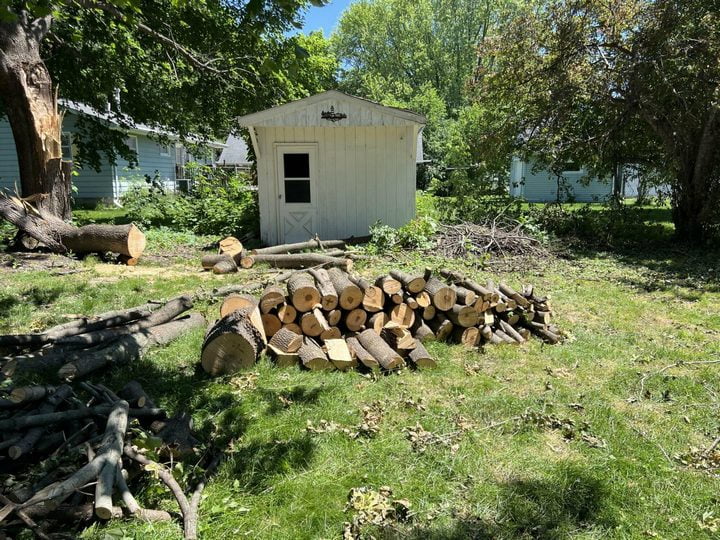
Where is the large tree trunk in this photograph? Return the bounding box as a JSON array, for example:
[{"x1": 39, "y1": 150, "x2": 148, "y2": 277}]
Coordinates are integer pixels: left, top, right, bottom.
[
  {"x1": 672, "y1": 167, "x2": 716, "y2": 243},
  {"x1": 0, "y1": 12, "x2": 71, "y2": 219}
]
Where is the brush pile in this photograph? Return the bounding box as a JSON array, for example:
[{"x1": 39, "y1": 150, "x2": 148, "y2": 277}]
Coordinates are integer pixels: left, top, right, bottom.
[
  {"x1": 200, "y1": 236, "x2": 354, "y2": 274},
  {"x1": 0, "y1": 381, "x2": 217, "y2": 539},
  {"x1": 201, "y1": 267, "x2": 561, "y2": 375},
  {"x1": 435, "y1": 221, "x2": 547, "y2": 258},
  {"x1": 0, "y1": 296, "x2": 205, "y2": 382}
]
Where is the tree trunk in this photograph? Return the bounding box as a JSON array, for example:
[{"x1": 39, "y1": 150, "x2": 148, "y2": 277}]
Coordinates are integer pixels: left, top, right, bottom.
[
  {"x1": 672, "y1": 170, "x2": 711, "y2": 242},
  {"x1": 0, "y1": 12, "x2": 71, "y2": 219}
]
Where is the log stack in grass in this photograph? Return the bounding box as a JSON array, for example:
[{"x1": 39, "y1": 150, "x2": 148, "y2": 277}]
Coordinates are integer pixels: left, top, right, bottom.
[{"x1": 201, "y1": 266, "x2": 562, "y2": 375}]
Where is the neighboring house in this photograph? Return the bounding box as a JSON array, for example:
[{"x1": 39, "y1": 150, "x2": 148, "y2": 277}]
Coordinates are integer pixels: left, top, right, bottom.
[
  {"x1": 0, "y1": 100, "x2": 224, "y2": 204},
  {"x1": 237, "y1": 90, "x2": 426, "y2": 245},
  {"x1": 509, "y1": 158, "x2": 614, "y2": 202},
  {"x1": 218, "y1": 134, "x2": 252, "y2": 170}
]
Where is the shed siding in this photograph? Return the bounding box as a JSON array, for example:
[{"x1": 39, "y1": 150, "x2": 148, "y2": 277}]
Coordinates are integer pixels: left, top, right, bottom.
[
  {"x1": 511, "y1": 159, "x2": 612, "y2": 202},
  {"x1": 256, "y1": 125, "x2": 416, "y2": 245}
]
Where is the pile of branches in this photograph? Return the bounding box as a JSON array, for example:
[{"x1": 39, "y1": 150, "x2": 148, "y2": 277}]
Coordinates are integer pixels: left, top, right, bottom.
[
  {"x1": 0, "y1": 296, "x2": 205, "y2": 382},
  {"x1": 0, "y1": 381, "x2": 218, "y2": 539},
  {"x1": 435, "y1": 220, "x2": 547, "y2": 258}
]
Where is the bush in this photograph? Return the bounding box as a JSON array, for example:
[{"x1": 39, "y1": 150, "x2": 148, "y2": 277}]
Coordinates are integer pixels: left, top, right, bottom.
[
  {"x1": 121, "y1": 165, "x2": 258, "y2": 238},
  {"x1": 368, "y1": 215, "x2": 438, "y2": 254}
]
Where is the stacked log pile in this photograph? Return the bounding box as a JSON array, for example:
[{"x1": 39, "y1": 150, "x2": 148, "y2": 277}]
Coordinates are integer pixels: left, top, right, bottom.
[
  {"x1": 202, "y1": 267, "x2": 561, "y2": 375},
  {"x1": 0, "y1": 381, "x2": 218, "y2": 539},
  {"x1": 200, "y1": 236, "x2": 353, "y2": 274},
  {"x1": 0, "y1": 297, "x2": 205, "y2": 381}
]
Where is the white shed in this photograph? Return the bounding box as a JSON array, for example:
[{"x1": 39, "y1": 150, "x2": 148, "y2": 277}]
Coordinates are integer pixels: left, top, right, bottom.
[{"x1": 237, "y1": 91, "x2": 426, "y2": 245}]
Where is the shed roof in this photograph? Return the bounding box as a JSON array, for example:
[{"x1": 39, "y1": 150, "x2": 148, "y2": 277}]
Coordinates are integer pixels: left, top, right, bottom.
[{"x1": 236, "y1": 90, "x2": 426, "y2": 128}]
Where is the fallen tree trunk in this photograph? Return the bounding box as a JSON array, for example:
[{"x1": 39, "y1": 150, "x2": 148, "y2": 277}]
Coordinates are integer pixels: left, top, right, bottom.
[{"x1": 0, "y1": 193, "x2": 145, "y2": 258}]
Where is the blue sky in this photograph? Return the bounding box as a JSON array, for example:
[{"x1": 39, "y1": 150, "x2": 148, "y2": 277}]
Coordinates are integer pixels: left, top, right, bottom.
[{"x1": 299, "y1": 0, "x2": 355, "y2": 35}]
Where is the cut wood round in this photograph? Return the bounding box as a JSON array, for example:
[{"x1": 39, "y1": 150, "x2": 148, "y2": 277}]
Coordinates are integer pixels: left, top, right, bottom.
[
  {"x1": 534, "y1": 310, "x2": 551, "y2": 324},
  {"x1": 427, "y1": 314, "x2": 453, "y2": 341},
  {"x1": 218, "y1": 236, "x2": 243, "y2": 258},
  {"x1": 324, "y1": 338, "x2": 356, "y2": 370},
  {"x1": 201, "y1": 309, "x2": 266, "y2": 376},
  {"x1": 300, "y1": 307, "x2": 330, "y2": 337},
  {"x1": 517, "y1": 327, "x2": 532, "y2": 341},
  {"x1": 424, "y1": 277, "x2": 456, "y2": 311},
  {"x1": 261, "y1": 313, "x2": 282, "y2": 337},
  {"x1": 375, "y1": 275, "x2": 402, "y2": 295},
  {"x1": 344, "y1": 308, "x2": 367, "y2": 332},
  {"x1": 357, "y1": 329, "x2": 404, "y2": 370},
  {"x1": 277, "y1": 303, "x2": 297, "y2": 324},
  {"x1": 408, "y1": 340, "x2": 436, "y2": 368},
  {"x1": 389, "y1": 303, "x2": 415, "y2": 328},
  {"x1": 413, "y1": 321, "x2": 435, "y2": 342},
  {"x1": 422, "y1": 304, "x2": 436, "y2": 321},
  {"x1": 328, "y1": 268, "x2": 362, "y2": 310},
  {"x1": 390, "y1": 293, "x2": 403, "y2": 305},
  {"x1": 346, "y1": 335, "x2": 379, "y2": 369},
  {"x1": 283, "y1": 323, "x2": 302, "y2": 334},
  {"x1": 389, "y1": 270, "x2": 425, "y2": 293},
  {"x1": 320, "y1": 327, "x2": 342, "y2": 341},
  {"x1": 8, "y1": 385, "x2": 55, "y2": 404},
  {"x1": 267, "y1": 344, "x2": 299, "y2": 368},
  {"x1": 259, "y1": 285, "x2": 286, "y2": 314},
  {"x1": 495, "y1": 301, "x2": 508, "y2": 313},
  {"x1": 368, "y1": 312, "x2": 389, "y2": 333},
  {"x1": 474, "y1": 299, "x2": 490, "y2": 313},
  {"x1": 403, "y1": 293, "x2": 419, "y2": 310},
  {"x1": 381, "y1": 323, "x2": 416, "y2": 351},
  {"x1": 268, "y1": 327, "x2": 303, "y2": 353},
  {"x1": 326, "y1": 309, "x2": 342, "y2": 326},
  {"x1": 201, "y1": 254, "x2": 232, "y2": 270},
  {"x1": 308, "y1": 268, "x2": 339, "y2": 311},
  {"x1": 298, "y1": 337, "x2": 332, "y2": 370},
  {"x1": 446, "y1": 304, "x2": 479, "y2": 328},
  {"x1": 349, "y1": 276, "x2": 385, "y2": 313},
  {"x1": 454, "y1": 286, "x2": 477, "y2": 306},
  {"x1": 213, "y1": 259, "x2": 238, "y2": 274},
  {"x1": 452, "y1": 326, "x2": 479, "y2": 347},
  {"x1": 220, "y1": 294, "x2": 257, "y2": 318},
  {"x1": 415, "y1": 291, "x2": 432, "y2": 308},
  {"x1": 503, "y1": 311, "x2": 521, "y2": 325},
  {"x1": 118, "y1": 381, "x2": 154, "y2": 409},
  {"x1": 287, "y1": 272, "x2": 321, "y2": 313}
]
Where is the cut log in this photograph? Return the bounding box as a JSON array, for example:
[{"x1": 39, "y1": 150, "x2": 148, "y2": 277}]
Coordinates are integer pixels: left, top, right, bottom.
[
  {"x1": 389, "y1": 303, "x2": 415, "y2": 328},
  {"x1": 452, "y1": 326, "x2": 480, "y2": 348},
  {"x1": 526, "y1": 325, "x2": 561, "y2": 344},
  {"x1": 218, "y1": 236, "x2": 243, "y2": 258},
  {"x1": 534, "y1": 310, "x2": 551, "y2": 324},
  {"x1": 408, "y1": 340, "x2": 436, "y2": 368},
  {"x1": 349, "y1": 275, "x2": 385, "y2": 312},
  {"x1": 381, "y1": 323, "x2": 416, "y2": 352},
  {"x1": 422, "y1": 304, "x2": 436, "y2": 321},
  {"x1": 250, "y1": 238, "x2": 345, "y2": 255},
  {"x1": 454, "y1": 286, "x2": 477, "y2": 306},
  {"x1": 220, "y1": 294, "x2": 258, "y2": 318},
  {"x1": 346, "y1": 336, "x2": 379, "y2": 369},
  {"x1": 427, "y1": 314, "x2": 453, "y2": 341},
  {"x1": 320, "y1": 327, "x2": 342, "y2": 341},
  {"x1": 326, "y1": 309, "x2": 342, "y2": 326},
  {"x1": 415, "y1": 291, "x2": 432, "y2": 308},
  {"x1": 117, "y1": 381, "x2": 154, "y2": 409},
  {"x1": 424, "y1": 278, "x2": 457, "y2": 311},
  {"x1": 267, "y1": 344, "x2": 300, "y2": 368},
  {"x1": 368, "y1": 312, "x2": 389, "y2": 333},
  {"x1": 494, "y1": 328, "x2": 518, "y2": 344},
  {"x1": 268, "y1": 327, "x2": 303, "y2": 353},
  {"x1": 412, "y1": 319, "x2": 435, "y2": 342},
  {"x1": 308, "y1": 268, "x2": 339, "y2": 310},
  {"x1": 375, "y1": 275, "x2": 402, "y2": 295},
  {"x1": 259, "y1": 285, "x2": 286, "y2": 314},
  {"x1": 327, "y1": 268, "x2": 363, "y2": 310},
  {"x1": 287, "y1": 272, "x2": 321, "y2": 313},
  {"x1": 8, "y1": 385, "x2": 55, "y2": 404},
  {"x1": 499, "y1": 283, "x2": 531, "y2": 308},
  {"x1": 439, "y1": 269, "x2": 498, "y2": 302},
  {"x1": 389, "y1": 270, "x2": 426, "y2": 293},
  {"x1": 446, "y1": 304, "x2": 479, "y2": 328},
  {"x1": 277, "y1": 303, "x2": 297, "y2": 324},
  {"x1": 403, "y1": 293, "x2": 419, "y2": 310},
  {"x1": 282, "y1": 323, "x2": 302, "y2": 334},
  {"x1": 517, "y1": 327, "x2": 531, "y2": 341},
  {"x1": 297, "y1": 337, "x2": 332, "y2": 370},
  {"x1": 344, "y1": 308, "x2": 367, "y2": 332},
  {"x1": 202, "y1": 254, "x2": 232, "y2": 270},
  {"x1": 390, "y1": 293, "x2": 403, "y2": 305},
  {"x1": 261, "y1": 313, "x2": 282, "y2": 337},
  {"x1": 357, "y1": 329, "x2": 404, "y2": 370},
  {"x1": 240, "y1": 253, "x2": 352, "y2": 271},
  {"x1": 300, "y1": 307, "x2": 330, "y2": 337},
  {"x1": 503, "y1": 311, "x2": 521, "y2": 326},
  {"x1": 200, "y1": 309, "x2": 266, "y2": 376},
  {"x1": 212, "y1": 259, "x2": 238, "y2": 274},
  {"x1": 324, "y1": 338, "x2": 356, "y2": 370}
]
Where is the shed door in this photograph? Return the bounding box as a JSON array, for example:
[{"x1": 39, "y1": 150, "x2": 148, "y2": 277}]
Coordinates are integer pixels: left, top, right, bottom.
[{"x1": 275, "y1": 144, "x2": 318, "y2": 243}]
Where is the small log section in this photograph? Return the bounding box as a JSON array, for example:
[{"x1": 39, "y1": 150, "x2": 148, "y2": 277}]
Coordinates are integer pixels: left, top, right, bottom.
[{"x1": 201, "y1": 309, "x2": 266, "y2": 376}]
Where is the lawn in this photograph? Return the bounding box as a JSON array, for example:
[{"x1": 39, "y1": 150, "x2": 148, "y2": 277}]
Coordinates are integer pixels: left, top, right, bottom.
[{"x1": 1, "y1": 208, "x2": 720, "y2": 539}]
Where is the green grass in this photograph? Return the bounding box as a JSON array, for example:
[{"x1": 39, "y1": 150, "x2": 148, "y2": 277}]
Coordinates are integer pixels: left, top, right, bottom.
[{"x1": 2, "y1": 237, "x2": 720, "y2": 539}]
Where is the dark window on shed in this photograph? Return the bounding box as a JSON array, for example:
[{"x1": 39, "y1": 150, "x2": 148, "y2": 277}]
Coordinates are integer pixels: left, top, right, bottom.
[
  {"x1": 282, "y1": 152, "x2": 311, "y2": 203},
  {"x1": 285, "y1": 180, "x2": 311, "y2": 203},
  {"x1": 284, "y1": 153, "x2": 310, "y2": 178}
]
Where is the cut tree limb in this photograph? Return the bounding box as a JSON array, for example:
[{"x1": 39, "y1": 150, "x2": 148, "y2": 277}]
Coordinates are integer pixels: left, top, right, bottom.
[
  {"x1": 240, "y1": 253, "x2": 352, "y2": 270},
  {"x1": 250, "y1": 238, "x2": 345, "y2": 255},
  {"x1": 357, "y1": 329, "x2": 404, "y2": 370},
  {"x1": 327, "y1": 268, "x2": 362, "y2": 310},
  {"x1": 308, "y1": 268, "x2": 339, "y2": 310}
]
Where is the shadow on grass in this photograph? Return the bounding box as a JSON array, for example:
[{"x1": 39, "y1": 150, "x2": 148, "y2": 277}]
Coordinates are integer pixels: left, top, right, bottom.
[
  {"x1": 258, "y1": 385, "x2": 325, "y2": 415},
  {"x1": 406, "y1": 465, "x2": 612, "y2": 539}
]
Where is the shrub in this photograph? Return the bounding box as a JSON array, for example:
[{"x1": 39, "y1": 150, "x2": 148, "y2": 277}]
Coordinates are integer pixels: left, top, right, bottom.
[
  {"x1": 368, "y1": 215, "x2": 438, "y2": 253},
  {"x1": 120, "y1": 166, "x2": 258, "y2": 238}
]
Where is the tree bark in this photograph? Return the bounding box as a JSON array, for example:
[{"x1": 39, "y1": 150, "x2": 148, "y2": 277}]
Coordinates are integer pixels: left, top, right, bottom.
[
  {"x1": 0, "y1": 12, "x2": 70, "y2": 219},
  {"x1": 200, "y1": 309, "x2": 265, "y2": 376}
]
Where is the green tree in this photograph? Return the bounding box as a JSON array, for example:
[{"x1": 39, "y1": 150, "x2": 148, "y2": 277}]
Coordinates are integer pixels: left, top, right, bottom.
[
  {"x1": 472, "y1": 0, "x2": 720, "y2": 242},
  {"x1": 0, "y1": 0, "x2": 313, "y2": 219}
]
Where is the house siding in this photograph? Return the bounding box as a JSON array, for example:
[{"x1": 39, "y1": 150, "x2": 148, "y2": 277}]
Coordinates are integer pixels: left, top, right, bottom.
[
  {"x1": 510, "y1": 159, "x2": 612, "y2": 202},
  {"x1": 115, "y1": 137, "x2": 177, "y2": 196}
]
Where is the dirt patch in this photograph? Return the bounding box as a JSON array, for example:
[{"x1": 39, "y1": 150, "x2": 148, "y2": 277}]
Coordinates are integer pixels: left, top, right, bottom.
[{"x1": 0, "y1": 252, "x2": 81, "y2": 273}]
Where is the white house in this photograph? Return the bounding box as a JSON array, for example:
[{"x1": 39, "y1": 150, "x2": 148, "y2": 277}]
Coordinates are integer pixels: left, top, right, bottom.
[
  {"x1": 237, "y1": 90, "x2": 426, "y2": 245},
  {"x1": 509, "y1": 158, "x2": 613, "y2": 202}
]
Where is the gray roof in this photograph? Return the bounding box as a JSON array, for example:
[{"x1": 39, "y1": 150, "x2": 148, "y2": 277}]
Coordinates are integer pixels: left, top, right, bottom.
[{"x1": 218, "y1": 134, "x2": 251, "y2": 165}]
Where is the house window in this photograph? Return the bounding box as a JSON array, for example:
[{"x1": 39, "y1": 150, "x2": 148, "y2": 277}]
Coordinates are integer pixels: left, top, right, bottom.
[
  {"x1": 125, "y1": 136, "x2": 139, "y2": 166},
  {"x1": 159, "y1": 143, "x2": 171, "y2": 157},
  {"x1": 61, "y1": 132, "x2": 73, "y2": 161},
  {"x1": 283, "y1": 153, "x2": 311, "y2": 203}
]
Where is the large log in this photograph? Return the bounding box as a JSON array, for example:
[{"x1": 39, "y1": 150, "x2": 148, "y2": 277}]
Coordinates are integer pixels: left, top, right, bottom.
[
  {"x1": 259, "y1": 285, "x2": 285, "y2": 314},
  {"x1": 357, "y1": 329, "x2": 404, "y2": 370},
  {"x1": 250, "y1": 238, "x2": 345, "y2": 255},
  {"x1": 344, "y1": 308, "x2": 367, "y2": 332},
  {"x1": 446, "y1": 304, "x2": 479, "y2": 328},
  {"x1": 277, "y1": 303, "x2": 297, "y2": 324},
  {"x1": 201, "y1": 254, "x2": 233, "y2": 270},
  {"x1": 427, "y1": 314, "x2": 453, "y2": 341},
  {"x1": 220, "y1": 293, "x2": 257, "y2": 318},
  {"x1": 0, "y1": 193, "x2": 146, "y2": 258},
  {"x1": 297, "y1": 337, "x2": 332, "y2": 370},
  {"x1": 452, "y1": 326, "x2": 479, "y2": 347},
  {"x1": 218, "y1": 236, "x2": 243, "y2": 258},
  {"x1": 268, "y1": 327, "x2": 303, "y2": 353},
  {"x1": 261, "y1": 313, "x2": 282, "y2": 337},
  {"x1": 408, "y1": 340, "x2": 436, "y2": 368},
  {"x1": 200, "y1": 309, "x2": 266, "y2": 376},
  {"x1": 375, "y1": 275, "x2": 402, "y2": 295},
  {"x1": 424, "y1": 278, "x2": 457, "y2": 311},
  {"x1": 287, "y1": 272, "x2": 321, "y2": 312},
  {"x1": 240, "y1": 253, "x2": 352, "y2": 271},
  {"x1": 349, "y1": 275, "x2": 385, "y2": 312},
  {"x1": 327, "y1": 268, "x2": 363, "y2": 310},
  {"x1": 300, "y1": 307, "x2": 331, "y2": 337},
  {"x1": 212, "y1": 259, "x2": 238, "y2": 274},
  {"x1": 308, "y1": 268, "x2": 339, "y2": 310},
  {"x1": 345, "y1": 335, "x2": 379, "y2": 369},
  {"x1": 389, "y1": 270, "x2": 425, "y2": 293}
]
